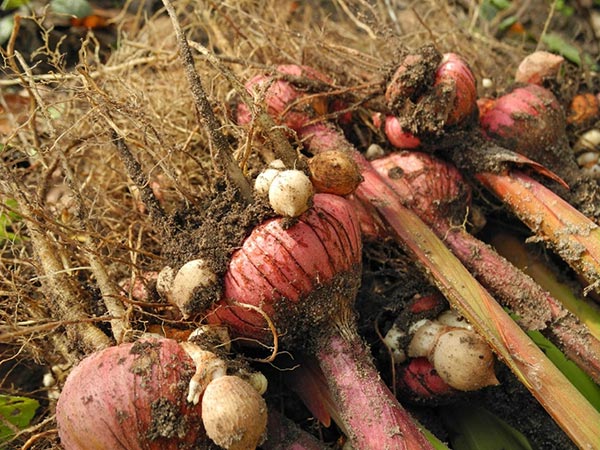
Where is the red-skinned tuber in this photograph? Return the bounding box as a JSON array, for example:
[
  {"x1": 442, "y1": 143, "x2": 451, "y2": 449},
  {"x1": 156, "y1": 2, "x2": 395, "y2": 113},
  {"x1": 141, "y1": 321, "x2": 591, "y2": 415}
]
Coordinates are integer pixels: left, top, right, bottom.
[
  {"x1": 371, "y1": 151, "x2": 600, "y2": 382},
  {"x1": 433, "y1": 52, "x2": 478, "y2": 127},
  {"x1": 479, "y1": 83, "x2": 600, "y2": 221},
  {"x1": 56, "y1": 337, "x2": 267, "y2": 450},
  {"x1": 205, "y1": 193, "x2": 434, "y2": 449},
  {"x1": 384, "y1": 49, "x2": 477, "y2": 139},
  {"x1": 480, "y1": 84, "x2": 566, "y2": 163}
]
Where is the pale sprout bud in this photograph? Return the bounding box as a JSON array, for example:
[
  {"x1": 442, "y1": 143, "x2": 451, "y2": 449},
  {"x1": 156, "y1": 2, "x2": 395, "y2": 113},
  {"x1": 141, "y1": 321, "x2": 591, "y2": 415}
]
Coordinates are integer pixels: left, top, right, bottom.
[
  {"x1": 170, "y1": 259, "x2": 217, "y2": 317},
  {"x1": 268, "y1": 169, "x2": 314, "y2": 217},
  {"x1": 254, "y1": 159, "x2": 286, "y2": 196},
  {"x1": 201, "y1": 375, "x2": 268, "y2": 450},
  {"x1": 179, "y1": 341, "x2": 227, "y2": 405},
  {"x1": 242, "y1": 370, "x2": 269, "y2": 396},
  {"x1": 269, "y1": 159, "x2": 286, "y2": 170},
  {"x1": 407, "y1": 318, "x2": 498, "y2": 391},
  {"x1": 366, "y1": 143, "x2": 385, "y2": 160},
  {"x1": 383, "y1": 322, "x2": 407, "y2": 363}
]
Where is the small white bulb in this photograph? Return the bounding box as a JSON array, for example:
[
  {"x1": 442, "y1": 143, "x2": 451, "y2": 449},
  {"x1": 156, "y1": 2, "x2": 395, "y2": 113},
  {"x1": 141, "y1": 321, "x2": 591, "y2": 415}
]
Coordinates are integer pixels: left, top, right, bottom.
[
  {"x1": 170, "y1": 259, "x2": 216, "y2": 316},
  {"x1": 254, "y1": 159, "x2": 286, "y2": 196},
  {"x1": 268, "y1": 169, "x2": 314, "y2": 217},
  {"x1": 383, "y1": 323, "x2": 407, "y2": 363},
  {"x1": 366, "y1": 144, "x2": 385, "y2": 160},
  {"x1": 431, "y1": 329, "x2": 499, "y2": 391},
  {"x1": 407, "y1": 320, "x2": 446, "y2": 358},
  {"x1": 436, "y1": 310, "x2": 472, "y2": 330}
]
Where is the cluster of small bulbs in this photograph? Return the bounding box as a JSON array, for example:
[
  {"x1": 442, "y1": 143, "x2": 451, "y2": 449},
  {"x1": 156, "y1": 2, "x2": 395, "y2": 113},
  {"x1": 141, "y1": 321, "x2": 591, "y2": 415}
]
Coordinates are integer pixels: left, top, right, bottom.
[
  {"x1": 254, "y1": 150, "x2": 363, "y2": 217},
  {"x1": 254, "y1": 159, "x2": 314, "y2": 217},
  {"x1": 384, "y1": 309, "x2": 498, "y2": 392},
  {"x1": 574, "y1": 128, "x2": 600, "y2": 179}
]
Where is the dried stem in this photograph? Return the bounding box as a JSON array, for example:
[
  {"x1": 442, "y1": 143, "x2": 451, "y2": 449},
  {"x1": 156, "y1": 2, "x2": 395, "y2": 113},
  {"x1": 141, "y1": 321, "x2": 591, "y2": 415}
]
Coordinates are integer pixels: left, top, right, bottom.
[
  {"x1": 188, "y1": 40, "x2": 300, "y2": 169},
  {"x1": 161, "y1": 0, "x2": 253, "y2": 202},
  {"x1": 0, "y1": 167, "x2": 112, "y2": 354},
  {"x1": 59, "y1": 157, "x2": 130, "y2": 344},
  {"x1": 108, "y1": 127, "x2": 169, "y2": 233}
]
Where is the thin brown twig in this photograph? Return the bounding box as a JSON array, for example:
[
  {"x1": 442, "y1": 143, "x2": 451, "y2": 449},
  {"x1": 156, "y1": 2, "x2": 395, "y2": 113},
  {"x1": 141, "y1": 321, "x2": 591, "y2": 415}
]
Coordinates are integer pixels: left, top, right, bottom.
[
  {"x1": 107, "y1": 126, "x2": 169, "y2": 232},
  {"x1": 3, "y1": 15, "x2": 43, "y2": 154},
  {"x1": 161, "y1": 0, "x2": 253, "y2": 202},
  {"x1": 20, "y1": 429, "x2": 58, "y2": 450},
  {"x1": 0, "y1": 166, "x2": 112, "y2": 353}
]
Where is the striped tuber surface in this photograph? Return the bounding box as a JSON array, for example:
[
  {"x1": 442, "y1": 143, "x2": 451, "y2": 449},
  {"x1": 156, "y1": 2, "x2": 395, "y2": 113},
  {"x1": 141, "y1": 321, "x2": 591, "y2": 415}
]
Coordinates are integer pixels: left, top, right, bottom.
[{"x1": 205, "y1": 193, "x2": 433, "y2": 449}]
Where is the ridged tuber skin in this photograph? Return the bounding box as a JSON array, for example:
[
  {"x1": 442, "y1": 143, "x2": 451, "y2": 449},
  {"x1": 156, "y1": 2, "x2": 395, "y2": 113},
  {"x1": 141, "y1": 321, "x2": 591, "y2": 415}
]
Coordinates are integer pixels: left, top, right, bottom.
[
  {"x1": 479, "y1": 83, "x2": 600, "y2": 222},
  {"x1": 371, "y1": 151, "x2": 600, "y2": 383},
  {"x1": 205, "y1": 193, "x2": 434, "y2": 450},
  {"x1": 56, "y1": 338, "x2": 209, "y2": 450}
]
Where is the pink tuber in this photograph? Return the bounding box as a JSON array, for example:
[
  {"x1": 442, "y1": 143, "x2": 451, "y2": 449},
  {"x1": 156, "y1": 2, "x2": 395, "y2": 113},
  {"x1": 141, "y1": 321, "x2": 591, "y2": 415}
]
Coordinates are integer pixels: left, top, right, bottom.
[
  {"x1": 56, "y1": 338, "x2": 207, "y2": 450},
  {"x1": 56, "y1": 337, "x2": 267, "y2": 450},
  {"x1": 480, "y1": 83, "x2": 600, "y2": 221},
  {"x1": 433, "y1": 53, "x2": 478, "y2": 127},
  {"x1": 383, "y1": 115, "x2": 422, "y2": 149},
  {"x1": 479, "y1": 84, "x2": 566, "y2": 165},
  {"x1": 205, "y1": 193, "x2": 433, "y2": 449},
  {"x1": 383, "y1": 50, "x2": 477, "y2": 140},
  {"x1": 371, "y1": 151, "x2": 600, "y2": 382}
]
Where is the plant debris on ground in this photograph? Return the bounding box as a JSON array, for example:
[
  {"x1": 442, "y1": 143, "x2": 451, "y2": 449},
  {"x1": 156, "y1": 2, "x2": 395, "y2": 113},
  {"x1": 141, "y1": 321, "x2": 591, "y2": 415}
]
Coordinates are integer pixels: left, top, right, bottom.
[{"x1": 1, "y1": 0, "x2": 599, "y2": 449}]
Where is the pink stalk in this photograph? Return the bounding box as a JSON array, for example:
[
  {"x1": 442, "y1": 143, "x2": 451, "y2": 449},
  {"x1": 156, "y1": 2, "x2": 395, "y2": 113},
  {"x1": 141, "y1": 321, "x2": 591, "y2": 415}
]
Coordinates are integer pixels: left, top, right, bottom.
[
  {"x1": 370, "y1": 151, "x2": 600, "y2": 383},
  {"x1": 239, "y1": 66, "x2": 600, "y2": 447},
  {"x1": 206, "y1": 193, "x2": 433, "y2": 449}
]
